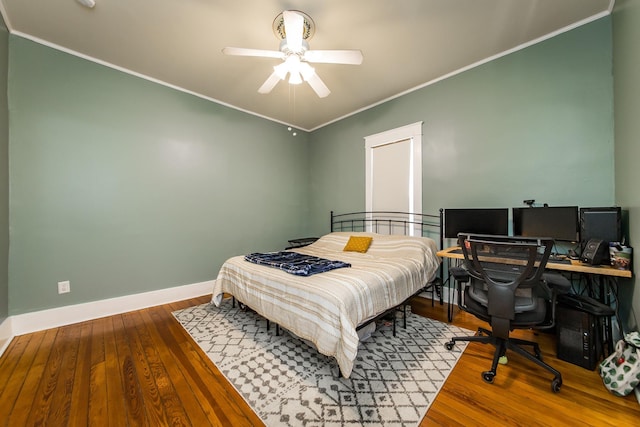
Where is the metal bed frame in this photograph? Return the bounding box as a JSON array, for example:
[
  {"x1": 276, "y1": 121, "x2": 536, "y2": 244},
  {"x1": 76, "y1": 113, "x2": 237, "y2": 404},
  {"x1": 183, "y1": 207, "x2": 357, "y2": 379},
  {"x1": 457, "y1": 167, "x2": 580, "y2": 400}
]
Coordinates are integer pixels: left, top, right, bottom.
[{"x1": 330, "y1": 210, "x2": 443, "y2": 242}]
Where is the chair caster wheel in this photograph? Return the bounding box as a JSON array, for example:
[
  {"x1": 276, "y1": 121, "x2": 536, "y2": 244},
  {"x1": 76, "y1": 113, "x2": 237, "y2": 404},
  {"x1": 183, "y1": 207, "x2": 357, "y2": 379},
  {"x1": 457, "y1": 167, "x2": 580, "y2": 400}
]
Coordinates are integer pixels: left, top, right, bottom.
[
  {"x1": 551, "y1": 377, "x2": 562, "y2": 393},
  {"x1": 445, "y1": 341, "x2": 455, "y2": 351},
  {"x1": 482, "y1": 371, "x2": 495, "y2": 384}
]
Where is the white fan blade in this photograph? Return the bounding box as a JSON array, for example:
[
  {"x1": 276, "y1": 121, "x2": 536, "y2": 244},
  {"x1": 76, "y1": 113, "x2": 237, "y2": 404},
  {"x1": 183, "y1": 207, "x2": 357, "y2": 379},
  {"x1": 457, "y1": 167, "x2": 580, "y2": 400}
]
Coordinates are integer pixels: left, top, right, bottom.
[
  {"x1": 305, "y1": 72, "x2": 330, "y2": 98},
  {"x1": 222, "y1": 47, "x2": 284, "y2": 59},
  {"x1": 283, "y1": 10, "x2": 304, "y2": 53},
  {"x1": 258, "y1": 70, "x2": 283, "y2": 94},
  {"x1": 304, "y1": 49, "x2": 363, "y2": 65}
]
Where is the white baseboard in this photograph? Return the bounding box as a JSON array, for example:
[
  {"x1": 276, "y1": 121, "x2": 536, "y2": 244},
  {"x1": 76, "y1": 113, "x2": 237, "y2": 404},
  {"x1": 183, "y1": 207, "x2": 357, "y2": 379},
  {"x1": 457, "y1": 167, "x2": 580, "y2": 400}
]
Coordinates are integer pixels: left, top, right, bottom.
[
  {"x1": 0, "y1": 316, "x2": 12, "y2": 356},
  {"x1": 8, "y1": 280, "x2": 214, "y2": 339},
  {"x1": 0, "y1": 280, "x2": 452, "y2": 360}
]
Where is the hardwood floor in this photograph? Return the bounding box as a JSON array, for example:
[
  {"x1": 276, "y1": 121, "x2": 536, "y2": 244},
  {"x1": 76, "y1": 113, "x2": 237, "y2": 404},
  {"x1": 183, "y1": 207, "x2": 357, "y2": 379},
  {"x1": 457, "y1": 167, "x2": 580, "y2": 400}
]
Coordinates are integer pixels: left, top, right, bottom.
[
  {"x1": 412, "y1": 297, "x2": 640, "y2": 426},
  {"x1": 0, "y1": 295, "x2": 638, "y2": 426}
]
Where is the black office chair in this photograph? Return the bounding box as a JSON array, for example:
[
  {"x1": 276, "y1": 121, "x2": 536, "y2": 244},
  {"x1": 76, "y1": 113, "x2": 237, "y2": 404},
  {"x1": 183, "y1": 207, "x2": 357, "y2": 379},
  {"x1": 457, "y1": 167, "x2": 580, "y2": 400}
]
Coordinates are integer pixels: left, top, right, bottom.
[{"x1": 445, "y1": 233, "x2": 570, "y2": 392}]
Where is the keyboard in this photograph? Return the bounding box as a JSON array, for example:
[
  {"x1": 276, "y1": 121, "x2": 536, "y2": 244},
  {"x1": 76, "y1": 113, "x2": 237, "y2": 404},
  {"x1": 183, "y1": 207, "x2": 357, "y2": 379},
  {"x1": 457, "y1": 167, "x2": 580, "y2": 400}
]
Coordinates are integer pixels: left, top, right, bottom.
[
  {"x1": 548, "y1": 256, "x2": 571, "y2": 265},
  {"x1": 450, "y1": 248, "x2": 571, "y2": 265}
]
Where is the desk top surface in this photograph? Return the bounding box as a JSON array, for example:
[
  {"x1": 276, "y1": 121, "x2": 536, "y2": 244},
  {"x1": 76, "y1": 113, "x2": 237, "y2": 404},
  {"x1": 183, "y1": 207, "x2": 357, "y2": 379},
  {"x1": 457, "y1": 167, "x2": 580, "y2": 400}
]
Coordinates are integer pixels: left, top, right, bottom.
[{"x1": 437, "y1": 246, "x2": 632, "y2": 279}]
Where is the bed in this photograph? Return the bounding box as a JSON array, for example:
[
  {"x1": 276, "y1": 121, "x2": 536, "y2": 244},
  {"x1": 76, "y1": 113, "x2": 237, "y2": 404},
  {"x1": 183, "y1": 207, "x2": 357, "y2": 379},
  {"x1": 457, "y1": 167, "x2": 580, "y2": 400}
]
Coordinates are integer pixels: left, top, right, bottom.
[{"x1": 211, "y1": 211, "x2": 443, "y2": 378}]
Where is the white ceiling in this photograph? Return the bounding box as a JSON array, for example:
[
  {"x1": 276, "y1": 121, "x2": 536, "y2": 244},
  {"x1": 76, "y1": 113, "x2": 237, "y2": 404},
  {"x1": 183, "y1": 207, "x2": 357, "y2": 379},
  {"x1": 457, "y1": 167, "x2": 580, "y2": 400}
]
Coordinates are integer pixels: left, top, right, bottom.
[{"x1": 0, "y1": 0, "x2": 613, "y2": 131}]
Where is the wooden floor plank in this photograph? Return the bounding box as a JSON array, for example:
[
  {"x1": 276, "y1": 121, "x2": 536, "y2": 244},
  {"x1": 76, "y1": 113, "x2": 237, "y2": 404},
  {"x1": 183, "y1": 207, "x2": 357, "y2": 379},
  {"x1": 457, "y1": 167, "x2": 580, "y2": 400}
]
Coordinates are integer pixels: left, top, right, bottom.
[
  {"x1": 138, "y1": 307, "x2": 212, "y2": 426},
  {"x1": 1, "y1": 294, "x2": 638, "y2": 426},
  {"x1": 24, "y1": 327, "x2": 66, "y2": 426},
  {"x1": 0, "y1": 334, "x2": 31, "y2": 389},
  {"x1": 160, "y1": 300, "x2": 264, "y2": 427},
  {"x1": 0, "y1": 333, "x2": 41, "y2": 410},
  {"x1": 123, "y1": 309, "x2": 190, "y2": 426},
  {"x1": 45, "y1": 323, "x2": 83, "y2": 426},
  {"x1": 104, "y1": 315, "x2": 133, "y2": 427},
  {"x1": 68, "y1": 321, "x2": 94, "y2": 427},
  {"x1": 87, "y1": 316, "x2": 108, "y2": 425},
  {"x1": 114, "y1": 312, "x2": 149, "y2": 427},
  {"x1": 5, "y1": 329, "x2": 58, "y2": 426}
]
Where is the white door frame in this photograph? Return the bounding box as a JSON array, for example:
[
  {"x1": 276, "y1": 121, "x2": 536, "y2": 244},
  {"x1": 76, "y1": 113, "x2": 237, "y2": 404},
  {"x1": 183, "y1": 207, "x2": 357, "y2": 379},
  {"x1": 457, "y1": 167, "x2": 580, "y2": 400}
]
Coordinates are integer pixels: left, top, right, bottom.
[{"x1": 364, "y1": 121, "x2": 423, "y2": 235}]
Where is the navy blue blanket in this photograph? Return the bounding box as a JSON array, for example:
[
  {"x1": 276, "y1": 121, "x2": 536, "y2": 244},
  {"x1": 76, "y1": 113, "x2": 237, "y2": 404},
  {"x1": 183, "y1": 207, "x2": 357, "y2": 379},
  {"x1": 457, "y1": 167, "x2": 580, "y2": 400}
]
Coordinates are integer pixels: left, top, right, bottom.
[{"x1": 244, "y1": 251, "x2": 351, "y2": 276}]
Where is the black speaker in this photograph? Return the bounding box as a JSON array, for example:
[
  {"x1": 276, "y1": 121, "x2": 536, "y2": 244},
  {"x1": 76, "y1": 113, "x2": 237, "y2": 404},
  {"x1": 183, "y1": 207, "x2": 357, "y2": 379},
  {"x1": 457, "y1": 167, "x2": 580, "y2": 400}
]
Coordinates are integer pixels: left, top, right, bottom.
[
  {"x1": 580, "y1": 239, "x2": 609, "y2": 265},
  {"x1": 556, "y1": 304, "x2": 600, "y2": 370}
]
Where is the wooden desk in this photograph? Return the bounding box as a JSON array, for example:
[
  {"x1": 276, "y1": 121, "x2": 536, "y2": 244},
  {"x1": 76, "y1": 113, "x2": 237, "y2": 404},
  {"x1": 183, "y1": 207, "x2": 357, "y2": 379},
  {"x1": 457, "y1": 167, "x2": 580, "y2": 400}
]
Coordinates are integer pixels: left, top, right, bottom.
[
  {"x1": 437, "y1": 246, "x2": 630, "y2": 353},
  {"x1": 437, "y1": 246, "x2": 632, "y2": 278}
]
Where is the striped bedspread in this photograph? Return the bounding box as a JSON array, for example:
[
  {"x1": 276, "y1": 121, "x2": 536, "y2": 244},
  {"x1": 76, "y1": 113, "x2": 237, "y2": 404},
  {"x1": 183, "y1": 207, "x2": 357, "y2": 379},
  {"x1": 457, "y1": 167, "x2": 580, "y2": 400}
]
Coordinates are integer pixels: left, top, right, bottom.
[
  {"x1": 211, "y1": 232, "x2": 440, "y2": 378},
  {"x1": 244, "y1": 251, "x2": 351, "y2": 276}
]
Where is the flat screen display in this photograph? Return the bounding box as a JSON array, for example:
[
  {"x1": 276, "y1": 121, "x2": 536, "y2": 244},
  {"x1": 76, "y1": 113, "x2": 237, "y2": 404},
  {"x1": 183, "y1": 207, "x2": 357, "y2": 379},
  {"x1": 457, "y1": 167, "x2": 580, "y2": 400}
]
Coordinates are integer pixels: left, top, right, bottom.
[
  {"x1": 444, "y1": 208, "x2": 509, "y2": 239},
  {"x1": 580, "y1": 207, "x2": 622, "y2": 243},
  {"x1": 513, "y1": 206, "x2": 579, "y2": 242}
]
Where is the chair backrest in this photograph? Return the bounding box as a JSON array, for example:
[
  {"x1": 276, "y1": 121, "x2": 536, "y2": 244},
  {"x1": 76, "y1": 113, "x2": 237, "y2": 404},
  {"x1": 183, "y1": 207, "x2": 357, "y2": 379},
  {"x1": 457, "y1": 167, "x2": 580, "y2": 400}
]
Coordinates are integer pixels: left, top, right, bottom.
[
  {"x1": 458, "y1": 233, "x2": 553, "y2": 288},
  {"x1": 457, "y1": 233, "x2": 555, "y2": 337}
]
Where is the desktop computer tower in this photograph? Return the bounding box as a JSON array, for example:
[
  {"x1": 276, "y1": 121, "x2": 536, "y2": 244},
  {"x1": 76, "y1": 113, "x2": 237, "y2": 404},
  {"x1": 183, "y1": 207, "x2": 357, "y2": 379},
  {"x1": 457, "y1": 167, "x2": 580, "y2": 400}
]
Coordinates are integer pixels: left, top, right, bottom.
[{"x1": 556, "y1": 303, "x2": 600, "y2": 370}]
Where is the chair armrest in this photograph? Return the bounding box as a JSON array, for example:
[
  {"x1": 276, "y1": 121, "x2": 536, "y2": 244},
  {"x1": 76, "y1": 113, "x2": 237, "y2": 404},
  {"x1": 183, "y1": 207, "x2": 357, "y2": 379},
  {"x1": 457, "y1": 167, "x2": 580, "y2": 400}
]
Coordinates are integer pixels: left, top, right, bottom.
[
  {"x1": 543, "y1": 272, "x2": 571, "y2": 294},
  {"x1": 450, "y1": 266, "x2": 470, "y2": 282}
]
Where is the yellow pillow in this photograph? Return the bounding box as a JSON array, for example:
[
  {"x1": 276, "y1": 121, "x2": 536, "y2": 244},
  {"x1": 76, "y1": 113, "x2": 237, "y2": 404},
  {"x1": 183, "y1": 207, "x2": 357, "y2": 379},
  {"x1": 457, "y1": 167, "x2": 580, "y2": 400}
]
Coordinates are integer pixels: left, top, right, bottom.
[{"x1": 343, "y1": 236, "x2": 373, "y2": 253}]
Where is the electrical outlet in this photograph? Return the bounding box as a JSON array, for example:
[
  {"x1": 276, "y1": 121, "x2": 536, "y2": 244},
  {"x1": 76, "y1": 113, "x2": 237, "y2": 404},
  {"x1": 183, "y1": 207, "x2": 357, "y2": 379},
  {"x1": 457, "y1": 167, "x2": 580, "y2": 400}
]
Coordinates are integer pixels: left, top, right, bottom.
[{"x1": 57, "y1": 281, "x2": 70, "y2": 294}]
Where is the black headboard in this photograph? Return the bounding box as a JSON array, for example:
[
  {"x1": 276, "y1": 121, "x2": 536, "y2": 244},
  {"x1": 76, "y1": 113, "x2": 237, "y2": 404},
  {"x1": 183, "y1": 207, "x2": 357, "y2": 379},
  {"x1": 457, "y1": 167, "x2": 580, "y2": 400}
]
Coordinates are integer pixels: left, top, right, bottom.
[{"x1": 330, "y1": 210, "x2": 444, "y2": 250}]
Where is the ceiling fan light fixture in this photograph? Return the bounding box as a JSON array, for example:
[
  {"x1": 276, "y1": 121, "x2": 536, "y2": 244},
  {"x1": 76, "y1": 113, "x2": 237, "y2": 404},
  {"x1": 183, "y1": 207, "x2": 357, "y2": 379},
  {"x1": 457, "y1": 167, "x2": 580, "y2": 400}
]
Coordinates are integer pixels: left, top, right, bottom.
[
  {"x1": 285, "y1": 54, "x2": 301, "y2": 70},
  {"x1": 283, "y1": 55, "x2": 304, "y2": 84},
  {"x1": 273, "y1": 63, "x2": 289, "y2": 80},
  {"x1": 288, "y1": 71, "x2": 303, "y2": 85}
]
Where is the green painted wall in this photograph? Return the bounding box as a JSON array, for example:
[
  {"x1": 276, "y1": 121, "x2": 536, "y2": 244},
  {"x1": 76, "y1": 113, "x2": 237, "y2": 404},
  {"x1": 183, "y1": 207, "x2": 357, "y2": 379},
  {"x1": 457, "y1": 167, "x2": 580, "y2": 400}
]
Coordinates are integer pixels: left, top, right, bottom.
[
  {"x1": 0, "y1": 15, "x2": 8, "y2": 322},
  {"x1": 8, "y1": 37, "x2": 310, "y2": 315},
  {"x1": 4, "y1": 15, "x2": 620, "y2": 318},
  {"x1": 308, "y1": 18, "x2": 614, "y2": 237},
  {"x1": 613, "y1": 1, "x2": 640, "y2": 330}
]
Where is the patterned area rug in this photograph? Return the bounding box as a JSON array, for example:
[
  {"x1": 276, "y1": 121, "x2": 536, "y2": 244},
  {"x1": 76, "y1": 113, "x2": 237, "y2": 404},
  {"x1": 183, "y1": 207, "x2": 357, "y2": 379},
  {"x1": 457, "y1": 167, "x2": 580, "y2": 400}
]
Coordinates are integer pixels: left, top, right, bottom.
[{"x1": 173, "y1": 300, "x2": 470, "y2": 426}]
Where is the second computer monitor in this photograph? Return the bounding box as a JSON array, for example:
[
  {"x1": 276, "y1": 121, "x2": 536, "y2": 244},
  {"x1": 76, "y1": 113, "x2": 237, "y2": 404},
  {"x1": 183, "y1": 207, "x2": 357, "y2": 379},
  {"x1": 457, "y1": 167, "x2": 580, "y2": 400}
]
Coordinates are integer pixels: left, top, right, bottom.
[
  {"x1": 444, "y1": 208, "x2": 509, "y2": 239},
  {"x1": 512, "y1": 206, "x2": 579, "y2": 242}
]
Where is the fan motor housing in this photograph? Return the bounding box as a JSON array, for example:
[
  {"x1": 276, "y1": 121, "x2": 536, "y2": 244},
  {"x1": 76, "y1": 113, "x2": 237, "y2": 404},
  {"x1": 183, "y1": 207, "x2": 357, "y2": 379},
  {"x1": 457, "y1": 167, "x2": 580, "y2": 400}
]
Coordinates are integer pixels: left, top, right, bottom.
[{"x1": 273, "y1": 10, "x2": 315, "y2": 40}]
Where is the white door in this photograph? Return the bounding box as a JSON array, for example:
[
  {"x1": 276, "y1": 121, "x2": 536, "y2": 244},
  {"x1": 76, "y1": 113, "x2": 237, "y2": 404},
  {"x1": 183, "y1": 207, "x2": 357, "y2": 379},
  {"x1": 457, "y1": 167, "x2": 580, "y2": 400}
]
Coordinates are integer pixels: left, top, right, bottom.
[{"x1": 365, "y1": 122, "x2": 422, "y2": 235}]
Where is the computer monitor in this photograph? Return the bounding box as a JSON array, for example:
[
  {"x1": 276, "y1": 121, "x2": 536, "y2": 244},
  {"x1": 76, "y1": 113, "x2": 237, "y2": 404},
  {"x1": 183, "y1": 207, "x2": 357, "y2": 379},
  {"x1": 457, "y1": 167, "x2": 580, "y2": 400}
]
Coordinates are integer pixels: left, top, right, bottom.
[
  {"x1": 580, "y1": 207, "x2": 622, "y2": 244},
  {"x1": 444, "y1": 208, "x2": 509, "y2": 239},
  {"x1": 512, "y1": 206, "x2": 579, "y2": 242}
]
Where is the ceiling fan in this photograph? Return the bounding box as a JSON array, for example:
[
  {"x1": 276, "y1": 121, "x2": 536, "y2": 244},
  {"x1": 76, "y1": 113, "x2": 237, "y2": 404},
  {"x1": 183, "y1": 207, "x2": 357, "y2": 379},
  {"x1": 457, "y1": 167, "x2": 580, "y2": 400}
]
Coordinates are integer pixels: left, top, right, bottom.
[{"x1": 222, "y1": 10, "x2": 363, "y2": 98}]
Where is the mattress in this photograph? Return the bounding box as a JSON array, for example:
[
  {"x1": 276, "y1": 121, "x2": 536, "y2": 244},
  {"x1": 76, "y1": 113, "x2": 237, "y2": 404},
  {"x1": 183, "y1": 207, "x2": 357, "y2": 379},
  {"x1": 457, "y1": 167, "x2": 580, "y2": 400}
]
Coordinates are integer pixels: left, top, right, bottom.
[{"x1": 211, "y1": 231, "x2": 441, "y2": 377}]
